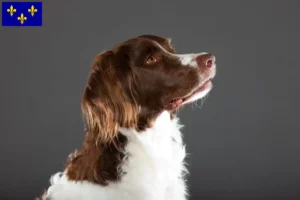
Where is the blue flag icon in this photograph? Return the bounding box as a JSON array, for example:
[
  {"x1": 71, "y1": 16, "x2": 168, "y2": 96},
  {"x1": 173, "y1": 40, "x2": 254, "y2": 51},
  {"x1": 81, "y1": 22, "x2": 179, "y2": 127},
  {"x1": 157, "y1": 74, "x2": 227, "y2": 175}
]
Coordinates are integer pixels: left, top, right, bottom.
[{"x1": 2, "y1": 2, "x2": 43, "y2": 26}]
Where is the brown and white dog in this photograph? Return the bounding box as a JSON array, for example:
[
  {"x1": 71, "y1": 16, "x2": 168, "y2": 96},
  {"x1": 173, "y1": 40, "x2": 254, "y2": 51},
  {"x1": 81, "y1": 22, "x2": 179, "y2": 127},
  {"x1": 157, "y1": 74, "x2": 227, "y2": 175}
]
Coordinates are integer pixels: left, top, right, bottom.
[{"x1": 38, "y1": 35, "x2": 217, "y2": 200}]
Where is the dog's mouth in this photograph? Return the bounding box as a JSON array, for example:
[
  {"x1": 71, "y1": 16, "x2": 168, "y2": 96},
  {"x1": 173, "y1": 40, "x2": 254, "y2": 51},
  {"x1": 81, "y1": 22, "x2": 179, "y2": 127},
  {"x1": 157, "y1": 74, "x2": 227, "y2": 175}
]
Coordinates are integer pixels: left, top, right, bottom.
[{"x1": 166, "y1": 79, "x2": 213, "y2": 110}]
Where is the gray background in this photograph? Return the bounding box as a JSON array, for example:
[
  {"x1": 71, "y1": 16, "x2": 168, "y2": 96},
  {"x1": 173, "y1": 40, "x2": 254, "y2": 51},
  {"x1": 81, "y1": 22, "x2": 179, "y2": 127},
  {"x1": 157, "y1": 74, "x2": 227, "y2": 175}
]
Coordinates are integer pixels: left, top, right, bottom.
[{"x1": 0, "y1": 0, "x2": 299, "y2": 199}]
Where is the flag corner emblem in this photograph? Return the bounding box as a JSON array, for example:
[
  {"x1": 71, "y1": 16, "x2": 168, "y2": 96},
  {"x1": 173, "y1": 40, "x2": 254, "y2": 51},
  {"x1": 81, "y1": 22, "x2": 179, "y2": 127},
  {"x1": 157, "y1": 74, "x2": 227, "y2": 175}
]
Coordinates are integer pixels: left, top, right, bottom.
[{"x1": 2, "y1": 2, "x2": 43, "y2": 26}]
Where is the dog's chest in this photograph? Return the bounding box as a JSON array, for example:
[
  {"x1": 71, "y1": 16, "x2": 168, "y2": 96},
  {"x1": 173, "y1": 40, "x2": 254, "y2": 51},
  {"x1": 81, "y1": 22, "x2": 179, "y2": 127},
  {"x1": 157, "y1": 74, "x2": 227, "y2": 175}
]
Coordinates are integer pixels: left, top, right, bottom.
[
  {"x1": 45, "y1": 112, "x2": 187, "y2": 200},
  {"x1": 119, "y1": 112, "x2": 187, "y2": 196}
]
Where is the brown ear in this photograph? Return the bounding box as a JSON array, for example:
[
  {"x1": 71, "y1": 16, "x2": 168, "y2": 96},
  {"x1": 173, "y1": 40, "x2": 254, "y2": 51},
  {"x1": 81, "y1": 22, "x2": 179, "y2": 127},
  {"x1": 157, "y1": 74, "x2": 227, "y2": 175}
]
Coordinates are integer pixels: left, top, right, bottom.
[{"x1": 81, "y1": 50, "x2": 138, "y2": 144}]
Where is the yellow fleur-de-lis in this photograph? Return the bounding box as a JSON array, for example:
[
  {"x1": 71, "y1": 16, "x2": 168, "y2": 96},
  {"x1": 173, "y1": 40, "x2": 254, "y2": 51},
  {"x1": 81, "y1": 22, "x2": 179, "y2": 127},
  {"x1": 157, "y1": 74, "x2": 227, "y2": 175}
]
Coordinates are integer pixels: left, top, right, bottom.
[
  {"x1": 7, "y1": 5, "x2": 16, "y2": 16},
  {"x1": 28, "y1": 5, "x2": 38, "y2": 16},
  {"x1": 17, "y1": 13, "x2": 27, "y2": 24}
]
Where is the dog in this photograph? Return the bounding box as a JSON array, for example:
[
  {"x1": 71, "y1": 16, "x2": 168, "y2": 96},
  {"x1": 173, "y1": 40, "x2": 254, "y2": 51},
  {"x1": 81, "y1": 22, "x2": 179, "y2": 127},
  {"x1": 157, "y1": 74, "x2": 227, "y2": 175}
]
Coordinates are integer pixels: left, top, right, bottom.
[{"x1": 37, "y1": 35, "x2": 217, "y2": 200}]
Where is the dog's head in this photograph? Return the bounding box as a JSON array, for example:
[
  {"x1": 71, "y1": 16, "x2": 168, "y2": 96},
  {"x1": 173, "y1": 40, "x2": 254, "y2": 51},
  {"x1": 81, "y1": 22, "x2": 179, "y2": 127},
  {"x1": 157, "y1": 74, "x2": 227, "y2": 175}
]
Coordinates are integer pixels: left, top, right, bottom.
[{"x1": 82, "y1": 35, "x2": 216, "y2": 142}]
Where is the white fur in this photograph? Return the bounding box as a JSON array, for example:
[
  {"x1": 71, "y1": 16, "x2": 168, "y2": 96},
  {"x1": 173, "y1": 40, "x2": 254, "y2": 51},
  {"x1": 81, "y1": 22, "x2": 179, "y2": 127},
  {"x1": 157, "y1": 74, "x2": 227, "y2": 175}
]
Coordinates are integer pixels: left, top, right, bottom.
[
  {"x1": 178, "y1": 54, "x2": 197, "y2": 67},
  {"x1": 177, "y1": 53, "x2": 207, "y2": 68},
  {"x1": 154, "y1": 41, "x2": 208, "y2": 69},
  {"x1": 45, "y1": 111, "x2": 188, "y2": 200}
]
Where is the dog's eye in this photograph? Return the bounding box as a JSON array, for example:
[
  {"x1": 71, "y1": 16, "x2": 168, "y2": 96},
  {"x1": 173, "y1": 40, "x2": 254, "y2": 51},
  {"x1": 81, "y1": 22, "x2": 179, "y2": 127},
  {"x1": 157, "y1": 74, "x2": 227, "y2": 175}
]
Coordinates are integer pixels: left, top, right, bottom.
[{"x1": 146, "y1": 56, "x2": 157, "y2": 64}]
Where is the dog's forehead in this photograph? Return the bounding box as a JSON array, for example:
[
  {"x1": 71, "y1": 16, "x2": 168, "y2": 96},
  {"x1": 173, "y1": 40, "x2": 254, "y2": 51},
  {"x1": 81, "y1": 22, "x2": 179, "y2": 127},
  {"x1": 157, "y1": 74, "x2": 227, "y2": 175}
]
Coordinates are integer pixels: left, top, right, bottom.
[
  {"x1": 117, "y1": 38, "x2": 162, "y2": 51},
  {"x1": 139, "y1": 35, "x2": 170, "y2": 42},
  {"x1": 140, "y1": 35, "x2": 172, "y2": 47},
  {"x1": 111, "y1": 35, "x2": 173, "y2": 55}
]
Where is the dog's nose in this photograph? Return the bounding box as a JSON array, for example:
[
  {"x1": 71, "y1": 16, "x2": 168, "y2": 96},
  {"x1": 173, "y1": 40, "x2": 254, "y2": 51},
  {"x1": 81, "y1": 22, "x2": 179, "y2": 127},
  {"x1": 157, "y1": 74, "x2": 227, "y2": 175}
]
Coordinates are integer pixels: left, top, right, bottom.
[{"x1": 196, "y1": 53, "x2": 216, "y2": 68}]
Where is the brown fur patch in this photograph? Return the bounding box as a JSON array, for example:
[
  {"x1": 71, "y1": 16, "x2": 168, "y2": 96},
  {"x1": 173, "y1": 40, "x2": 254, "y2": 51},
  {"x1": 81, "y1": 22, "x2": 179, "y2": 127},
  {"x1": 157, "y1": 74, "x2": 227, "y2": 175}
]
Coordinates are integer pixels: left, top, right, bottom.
[{"x1": 66, "y1": 133, "x2": 127, "y2": 185}]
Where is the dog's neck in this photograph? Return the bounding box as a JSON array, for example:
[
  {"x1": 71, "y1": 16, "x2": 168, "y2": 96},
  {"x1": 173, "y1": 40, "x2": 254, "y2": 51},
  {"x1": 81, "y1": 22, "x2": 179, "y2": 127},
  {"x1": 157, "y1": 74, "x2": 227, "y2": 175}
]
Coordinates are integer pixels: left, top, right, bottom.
[
  {"x1": 120, "y1": 110, "x2": 173, "y2": 139},
  {"x1": 65, "y1": 111, "x2": 181, "y2": 185}
]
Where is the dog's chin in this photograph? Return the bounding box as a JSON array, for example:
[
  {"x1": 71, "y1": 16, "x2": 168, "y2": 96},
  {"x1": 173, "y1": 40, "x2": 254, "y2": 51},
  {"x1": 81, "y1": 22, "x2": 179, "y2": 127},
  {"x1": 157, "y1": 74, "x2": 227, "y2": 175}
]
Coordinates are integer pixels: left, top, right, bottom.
[
  {"x1": 165, "y1": 80, "x2": 213, "y2": 110},
  {"x1": 181, "y1": 80, "x2": 212, "y2": 105}
]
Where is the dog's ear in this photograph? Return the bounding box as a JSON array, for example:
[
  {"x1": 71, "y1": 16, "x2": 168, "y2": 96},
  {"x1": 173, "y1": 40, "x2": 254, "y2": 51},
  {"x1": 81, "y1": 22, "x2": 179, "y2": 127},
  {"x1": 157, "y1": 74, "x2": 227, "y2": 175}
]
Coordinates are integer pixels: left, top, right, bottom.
[{"x1": 81, "y1": 50, "x2": 138, "y2": 144}]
